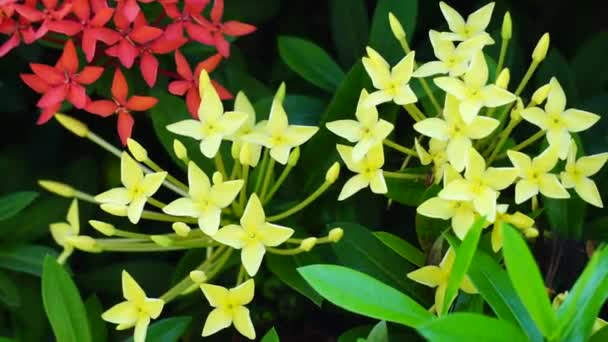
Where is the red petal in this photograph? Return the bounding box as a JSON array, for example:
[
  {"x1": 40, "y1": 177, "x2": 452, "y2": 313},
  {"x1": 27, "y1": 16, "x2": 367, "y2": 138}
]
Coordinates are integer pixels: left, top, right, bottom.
[
  {"x1": 127, "y1": 95, "x2": 157, "y2": 111},
  {"x1": 90, "y1": 0, "x2": 109, "y2": 13},
  {"x1": 53, "y1": 2, "x2": 73, "y2": 19},
  {"x1": 13, "y1": 4, "x2": 43, "y2": 22},
  {"x1": 37, "y1": 85, "x2": 67, "y2": 108},
  {"x1": 30, "y1": 63, "x2": 63, "y2": 84},
  {"x1": 168, "y1": 80, "x2": 192, "y2": 96},
  {"x1": 90, "y1": 7, "x2": 114, "y2": 27},
  {"x1": 81, "y1": 30, "x2": 97, "y2": 61},
  {"x1": 194, "y1": 53, "x2": 222, "y2": 75},
  {"x1": 140, "y1": 53, "x2": 158, "y2": 87},
  {"x1": 214, "y1": 33, "x2": 230, "y2": 57},
  {"x1": 41, "y1": 0, "x2": 58, "y2": 11},
  {"x1": 91, "y1": 27, "x2": 121, "y2": 44},
  {"x1": 210, "y1": 0, "x2": 223, "y2": 23},
  {"x1": 71, "y1": 0, "x2": 90, "y2": 21},
  {"x1": 150, "y1": 34, "x2": 186, "y2": 54},
  {"x1": 117, "y1": 112, "x2": 134, "y2": 145},
  {"x1": 222, "y1": 21, "x2": 256, "y2": 36},
  {"x1": 111, "y1": 68, "x2": 128, "y2": 103},
  {"x1": 184, "y1": 0, "x2": 209, "y2": 14},
  {"x1": 46, "y1": 20, "x2": 83, "y2": 35},
  {"x1": 116, "y1": 39, "x2": 138, "y2": 68},
  {"x1": 185, "y1": 88, "x2": 200, "y2": 119},
  {"x1": 58, "y1": 40, "x2": 79, "y2": 74},
  {"x1": 67, "y1": 83, "x2": 88, "y2": 108},
  {"x1": 37, "y1": 102, "x2": 61, "y2": 124},
  {"x1": 0, "y1": 33, "x2": 19, "y2": 57},
  {"x1": 162, "y1": 3, "x2": 180, "y2": 18},
  {"x1": 185, "y1": 23, "x2": 213, "y2": 45},
  {"x1": 174, "y1": 50, "x2": 192, "y2": 80},
  {"x1": 212, "y1": 80, "x2": 232, "y2": 100},
  {"x1": 74, "y1": 66, "x2": 104, "y2": 84},
  {"x1": 20, "y1": 73, "x2": 50, "y2": 93},
  {"x1": 85, "y1": 99, "x2": 116, "y2": 117},
  {"x1": 129, "y1": 25, "x2": 163, "y2": 44}
]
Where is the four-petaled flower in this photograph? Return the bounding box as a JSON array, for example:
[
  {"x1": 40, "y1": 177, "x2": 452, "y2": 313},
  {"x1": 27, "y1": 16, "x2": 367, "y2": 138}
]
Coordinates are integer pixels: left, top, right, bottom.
[
  {"x1": 50, "y1": 199, "x2": 100, "y2": 263},
  {"x1": 362, "y1": 47, "x2": 417, "y2": 107},
  {"x1": 200, "y1": 279, "x2": 256, "y2": 339},
  {"x1": 105, "y1": 12, "x2": 163, "y2": 69},
  {"x1": 229, "y1": 91, "x2": 262, "y2": 167},
  {"x1": 438, "y1": 1, "x2": 495, "y2": 43},
  {"x1": 490, "y1": 204, "x2": 536, "y2": 252},
  {"x1": 415, "y1": 138, "x2": 449, "y2": 184},
  {"x1": 336, "y1": 143, "x2": 387, "y2": 200},
  {"x1": 560, "y1": 142, "x2": 608, "y2": 207}
]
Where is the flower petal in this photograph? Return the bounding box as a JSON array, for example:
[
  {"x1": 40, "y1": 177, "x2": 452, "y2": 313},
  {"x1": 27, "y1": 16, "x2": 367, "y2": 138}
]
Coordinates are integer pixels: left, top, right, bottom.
[
  {"x1": 538, "y1": 174, "x2": 570, "y2": 199},
  {"x1": 213, "y1": 224, "x2": 246, "y2": 249},
  {"x1": 163, "y1": 197, "x2": 197, "y2": 217},
  {"x1": 201, "y1": 308, "x2": 232, "y2": 337},
  {"x1": 241, "y1": 241, "x2": 265, "y2": 276},
  {"x1": 258, "y1": 223, "x2": 294, "y2": 247},
  {"x1": 127, "y1": 96, "x2": 158, "y2": 111},
  {"x1": 326, "y1": 120, "x2": 361, "y2": 143},
  {"x1": 229, "y1": 279, "x2": 255, "y2": 305},
  {"x1": 413, "y1": 118, "x2": 449, "y2": 140},
  {"x1": 338, "y1": 174, "x2": 369, "y2": 201},
  {"x1": 407, "y1": 265, "x2": 444, "y2": 288},
  {"x1": 417, "y1": 197, "x2": 456, "y2": 220},
  {"x1": 241, "y1": 194, "x2": 265, "y2": 228},
  {"x1": 117, "y1": 112, "x2": 135, "y2": 146},
  {"x1": 167, "y1": 119, "x2": 202, "y2": 140},
  {"x1": 232, "y1": 306, "x2": 256, "y2": 340},
  {"x1": 210, "y1": 180, "x2": 243, "y2": 208},
  {"x1": 520, "y1": 107, "x2": 549, "y2": 130},
  {"x1": 575, "y1": 177, "x2": 603, "y2": 208},
  {"x1": 561, "y1": 109, "x2": 600, "y2": 133},
  {"x1": 515, "y1": 179, "x2": 539, "y2": 204}
]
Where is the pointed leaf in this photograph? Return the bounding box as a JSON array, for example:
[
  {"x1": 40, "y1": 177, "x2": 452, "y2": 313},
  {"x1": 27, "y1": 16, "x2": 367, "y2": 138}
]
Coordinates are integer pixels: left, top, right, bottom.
[
  {"x1": 123, "y1": 317, "x2": 191, "y2": 342},
  {"x1": 0, "y1": 191, "x2": 38, "y2": 221},
  {"x1": 260, "y1": 327, "x2": 280, "y2": 342},
  {"x1": 417, "y1": 313, "x2": 528, "y2": 342}
]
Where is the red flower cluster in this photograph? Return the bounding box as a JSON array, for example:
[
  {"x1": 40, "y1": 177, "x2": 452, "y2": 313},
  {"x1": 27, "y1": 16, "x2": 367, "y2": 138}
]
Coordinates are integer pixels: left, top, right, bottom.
[{"x1": 3, "y1": 0, "x2": 255, "y2": 144}]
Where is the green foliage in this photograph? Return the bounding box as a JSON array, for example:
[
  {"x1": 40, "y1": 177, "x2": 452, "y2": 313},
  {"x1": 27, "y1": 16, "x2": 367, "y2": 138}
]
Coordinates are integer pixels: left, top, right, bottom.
[
  {"x1": 124, "y1": 317, "x2": 191, "y2": 342},
  {"x1": 417, "y1": 313, "x2": 528, "y2": 342},
  {"x1": 329, "y1": 0, "x2": 369, "y2": 67},
  {"x1": 0, "y1": 192, "x2": 38, "y2": 221},
  {"x1": 374, "y1": 231, "x2": 425, "y2": 267},
  {"x1": 266, "y1": 252, "x2": 324, "y2": 306},
  {"x1": 369, "y1": 0, "x2": 418, "y2": 64},
  {"x1": 0, "y1": 244, "x2": 57, "y2": 277},
  {"x1": 366, "y1": 321, "x2": 389, "y2": 342},
  {"x1": 260, "y1": 327, "x2": 280, "y2": 342}
]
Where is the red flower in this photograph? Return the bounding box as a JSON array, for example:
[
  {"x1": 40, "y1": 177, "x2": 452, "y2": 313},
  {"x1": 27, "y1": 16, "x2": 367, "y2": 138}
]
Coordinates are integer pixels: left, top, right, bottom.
[
  {"x1": 168, "y1": 50, "x2": 231, "y2": 118},
  {"x1": 14, "y1": 0, "x2": 73, "y2": 37},
  {"x1": 163, "y1": 0, "x2": 212, "y2": 43},
  {"x1": 197, "y1": 0, "x2": 255, "y2": 57},
  {"x1": 20, "y1": 39, "x2": 104, "y2": 124},
  {"x1": 106, "y1": 12, "x2": 163, "y2": 68},
  {"x1": 0, "y1": 16, "x2": 45, "y2": 56},
  {"x1": 85, "y1": 68, "x2": 157, "y2": 145},
  {"x1": 137, "y1": 24, "x2": 187, "y2": 87}
]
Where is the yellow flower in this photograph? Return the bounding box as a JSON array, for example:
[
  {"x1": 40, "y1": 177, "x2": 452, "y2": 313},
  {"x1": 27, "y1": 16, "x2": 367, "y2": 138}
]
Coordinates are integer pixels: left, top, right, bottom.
[
  {"x1": 244, "y1": 84, "x2": 318, "y2": 164},
  {"x1": 438, "y1": 2, "x2": 495, "y2": 43},
  {"x1": 439, "y1": 147, "x2": 517, "y2": 222},
  {"x1": 213, "y1": 194, "x2": 294, "y2": 276},
  {"x1": 415, "y1": 138, "x2": 449, "y2": 183},
  {"x1": 95, "y1": 153, "x2": 166, "y2": 224},
  {"x1": 336, "y1": 144, "x2": 387, "y2": 200},
  {"x1": 520, "y1": 78, "x2": 600, "y2": 159},
  {"x1": 361, "y1": 47, "x2": 417, "y2": 107},
  {"x1": 434, "y1": 51, "x2": 516, "y2": 123},
  {"x1": 507, "y1": 146, "x2": 569, "y2": 204},
  {"x1": 167, "y1": 71, "x2": 248, "y2": 158},
  {"x1": 50, "y1": 199, "x2": 100, "y2": 263},
  {"x1": 490, "y1": 204, "x2": 535, "y2": 252},
  {"x1": 102, "y1": 271, "x2": 164, "y2": 342},
  {"x1": 560, "y1": 142, "x2": 608, "y2": 207},
  {"x1": 413, "y1": 30, "x2": 488, "y2": 78},
  {"x1": 229, "y1": 91, "x2": 263, "y2": 167},
  {"x1": 414, "y1": 95, "x2": 499, "y2": 171},
  {"x1": 326, "y1": 89, "x2": 394, "y2": 161},
  {"x1": 163, "y1": 162, "x2": 243, "y2": 235},
  {"x1": 407, "y1": 247, "x2": 477, "y2": 314},
  {"x1": 201, "y1": 279, "x2": 256, "y2": 339}
]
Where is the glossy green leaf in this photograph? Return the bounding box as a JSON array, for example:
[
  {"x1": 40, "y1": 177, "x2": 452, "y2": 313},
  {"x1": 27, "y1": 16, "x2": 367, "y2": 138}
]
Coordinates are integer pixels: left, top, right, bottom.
[
  {"x1": 124, "y1": 317, "x2": 191, "y2": 342},
  {"x1": 503, "y1": 224, "x2": 556, "y2": 337},
  {"x1": 544, "y1": 194, "x2": 587, "y2": 240},
  {"x1": 366, "y1": 321, "x2": 388, "y2": 342},
  {"x1": 260, "y1": 327, "x2": 280, "y2": 342},
  {"x1": 298, "y1": 264, "x2": 434, "y2": 327},
  {"x1": 571, "y1": 32, "x2": 608, "y2": 96},
  {"x1": 369, "y1": 0, "x2": 418, "y2": 64},
  {"x1": 385, "y1": 179, "x2": 439, "y2": 207},
  {"x1": 266, "y1": 253, "x2": 323, "y2": 306},
  {"x1": 278, "y1": 36, "x2": 345, "y2": 92},
  {"x1": 42, "y1": 256, "x2": 92, "y2": 342},
  {"x1": 417, "y1": 313, "x2": 528, "y2": 342},
  {"x1": 0, "y1": 191, "x2": 38, "y2": 221},
  {"x1": 0, "y1": 270, "x2": 20, "y2": 308},
  {"x1": 330, "y1": 0, "x2": 369, "y2": 67},
  {"x1": 85, "y1": 295, "x2": 107, "y2": 342},
  {"x1": 0, "y1": 244, "x2": 57, "y2": 276},
  {"x1": 253, "y1": 94, "x2": 325, "y2": 125},
  {"x1": 374, "y1": 231, "x2": 425, "y2": 267}
]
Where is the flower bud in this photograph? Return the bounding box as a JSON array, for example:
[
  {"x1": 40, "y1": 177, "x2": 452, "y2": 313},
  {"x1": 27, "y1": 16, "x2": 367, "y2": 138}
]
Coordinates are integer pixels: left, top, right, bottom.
[
  {"x1": 524, "y1": 227, "x2": 539, "y2": 239},
  {"x1": 173, "y1": 139, "x2": 188, "y2": 160},
  {"x1": 67, "y1": 236, "x2": 102, "y2": 252},
  {"x1": 172, "y1": 222, "x2": 191, "y2": 237},
  {"x1": 532, "y1": 33, "x2": 550, "y2": 62},
  {"x1": 510, "y1": 98, "x2": 524, "y2": 121},
  {"x1": 38, "y1": 180, "x2": 76, "y2": 197},
  {"x1": 496, "y1": 68, "x2": 510, "y2": 89},
  {"x1": 127, "y1": 138, "x2": 148, "y2": 162},
  {"x1": 100, "y1": 204, "x2": 128, "y2": 217},
  {"x1": 89, "y1": 220, "x2": 116, "y2": 236},
  {"x1": 212, "y1": 172, "x2": 223, "y2": 185},
  {"x1": 328, "y1": 227, "x2": 344, "y2": 242},
  {"x1": 388, "y1": 12, "x2": 406, "y2": 41},
  {"x1": 287, "y1": 147, "x2": 300, "y2": 166},
  {"x1": 151, "y1": 235, "x2": 173, "y2": 247},
  {"x1": 325, "y1": 162, "x2": 340, "y2": 183},
  {"x1": 190, "y1": 270, "x2": 207, "y2": 284},
  {"x1": 531, "y1": 83, "x2": 551, "y2": 105},
  {"x1": 55, "y1": 113, "x2": 89, "y2": 137},
  {"x1": 501, "y1": 12, "x2": 512, "y2": 40},
  {"x1": 299, "y1": 237, "x2": 317, "y2": 252}
]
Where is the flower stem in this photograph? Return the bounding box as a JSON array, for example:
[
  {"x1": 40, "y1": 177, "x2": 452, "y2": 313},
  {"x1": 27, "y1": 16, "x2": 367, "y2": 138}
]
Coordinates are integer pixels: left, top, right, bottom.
[
  {"x1": 254, "y1": 149, "x2": 270, "y2": 194},
  {"x1": 263, "y1": 162, "x2": 294, "y2": 204},
  {"x1": 485, "y1": 117, "x2": 521, "y2": 164},
  {"x1": 383, "y1": 139, "x2": 418, "y2": 157},
  {"x1": 259, "y1": 158, "x2": 275, "y2": 201},
  {"x1": 514, "y1": 61, "x2": 540, "y2": 96},
  {"x1": 418, "y1": 79, "x2": 442, "y2": 115},
  {"x1": 383, "y1": 171, "x2": 426, "y2": 180},
  {"x1": 267, "y1": 181, "x2": 332, "y2": 222},
  {"x1": 266, "y1": 246, "x2": 305, "y2": 255},
  {"x1": 496, "y1": 38, "x2": 510, "y2": 79},
  {"x1": 403, "y1": 104, "x2": 426, "y2": 122},
  {"x1": 214, "y1": 153, "x2": 227, "y2": 179},
  {"x1": 140, "y1": 211, "x2": 197, "y2": 224},
  {"x1": 147, "y1": 197, "x2": 166, "y2": 210},
  {"x1": 496, "y1": 130, "x2": 546, "y2": 160},
  {"x1": 237, "y1": 165, "x2": 249, "y2": 215}
]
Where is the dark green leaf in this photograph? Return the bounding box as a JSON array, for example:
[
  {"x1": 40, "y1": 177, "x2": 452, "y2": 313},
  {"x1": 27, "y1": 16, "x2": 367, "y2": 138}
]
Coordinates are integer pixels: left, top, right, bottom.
[
  {"x1": 417, "y1": 313, "x2": 528, "y2": 342},
  {"x1": 385, "y1": 179, "x2": 438, "y2": 207},
  {"x1": 0, "y1": 191, "x2": 38, "y2": 221},
  {"x1": 571, "y1": 32, "x2": 608, "y2": 96},
  {"x1": 42, "y1": 256, "x2": 92, "y2": 342},
  {"x1": 0, "y1": 244, "x2": 57, "y2": 276},
  {"x1": 0, "y1": 270, "x2": 20, "y2": 308},
  {"x1": 124, "y1": 317, "x2": 191, "y2": 342},
  {"x1": 369, "y1": 0, "x2": 418, "y2": 64},
  {"x1": 223, "y1": 0, "x2": 280, "y2": 23},
  {"x1": 278, "y1": 36, "x2": 345, "y2": 92},
  {"x1": 535, "y1": 49, "x2": 578, "y2": 104},
  {"x1": 590, "y1": 326, "x2": 608, "y2": 342},
  {"x1": 330, "y1": 0, "x2": 369, "y2": 67},
  {"x1": 266, "y1": 253, "x2": 323, "y2": 306},
  {"x1": 544, "y1": 194, "x2": 587, "y2": 240},
  {"x1": 367, "y1": 321, "x2": 388, "y2": 342},
  {"x1": 85, "y1": 295, "x2": 107, "y2": 342},
  {"x1": 254, "y1": 95, "x2": 325, "y2": 125},
  {"x1": 261, "y1": 327, "x2": 280, "y2": 342},
  {"x1": 298, "y1": 264, "x2": 434, "y2": 327},
  {"x1": 338, "y1": 325, "x2": 373, "y2": 342},
  {"x1": 374, "y1": 231, "x2": 425, "y2": 267}
]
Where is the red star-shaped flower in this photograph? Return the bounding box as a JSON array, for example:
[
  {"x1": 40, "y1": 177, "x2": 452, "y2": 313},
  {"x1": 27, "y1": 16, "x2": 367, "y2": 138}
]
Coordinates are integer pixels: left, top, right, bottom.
[
  {"x1": 106, "y1": 12, "x2": 163, "y2": 68},
  {"x1": 197, "y1": 0, "x2": 256, "y2": 57},
  {"x1": 14, "y1": 0, "x2": 73, "y2": 37},
  {"x1": 137, "y1": 24, "x2": 187, "y2": 87}
]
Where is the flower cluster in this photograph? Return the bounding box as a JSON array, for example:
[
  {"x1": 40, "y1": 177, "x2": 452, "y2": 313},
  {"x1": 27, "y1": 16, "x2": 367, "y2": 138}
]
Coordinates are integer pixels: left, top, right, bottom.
[{"x1": 6, "y1": 0, "x2": 255, "y2": 143}]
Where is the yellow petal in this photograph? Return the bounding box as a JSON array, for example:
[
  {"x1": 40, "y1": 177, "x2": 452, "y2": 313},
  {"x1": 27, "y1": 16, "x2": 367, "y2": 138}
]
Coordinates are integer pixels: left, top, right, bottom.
[
  {"x1": 459, "y1": 99, "x2": 483, "y2": 123},
  {"x1": 200, "y1": 134, "x2": 223, "y2": 158},
  {"x1": 463, "y1": 51, "x2": 488, "y2": 89},
  {"x1": 241, "y1": 194, "x2": 266, "y2": 229},
  {"x1": 201, "y1": 308, "x2": 232, "y2": 337},
  {"x1": 415, "y1": 138, "x2": 432, "y2": 165},
  {"x1": 270, "y1": 145, "x2": 291, "y2": 165},
  {"x1": 364, "y1": 144, "x2": 385, "y2": 169},
  {"x1": 326, "y1": 120, "x2": 362, "y2": 143},
  {"x1": 198, "y1": 71, "x2": 223, "y2": 121},
  {"x1": 121, "y1": 153, "x2": 143, "y2": 190},
  {"x1": 141, "y1": 172, "x2": 167, "y2": 197},
  {"x1": 506, "y1": 212, "x2": 535, "y2": 230},
  {"x1": 466, "y1": 2, "x2": 494, "y2": 32},
  {"x1": 453, "y1": 206, "x2": 476, "y2": 240},
  {"x1": 429, "y1": 30, "x2": 454, "y2": 62},
  {"x1": 234, "y1": 91, "x2": 255, "y2": 120},
  {"x1": 480, "y1": 85, "x2": 516, "y2": 107},
  {"x1": 362, "y1": 47, "x2": 390, "y2": 89},
  {"x1": 188, "y1": 162, "x2": 211, "y2": 200},
  {"x1": 198, "y1": 209, "x2": 221, "y2": 235},
  {"x1": 465, "y1": 116, "x2": 499, "y2": 139},
  {"x1": 484, "y1": 167, "x2": 518, "y2": 190},
  {"x1": 201, "y1": 284, "x2": 230, "y2": 308},
  {"x1": 538, "y1": 174, "x2": 570, "y2": 199},
  {"x1": 577, "y1": 153, "x2": 608, "y2": 177},
  {"x1": 166, "y1": 119, "x2": 202, "y2": 140},
  {"x1": 393, "y1": 84, "x2": 418, "y2": 105},
  {"x1": 338, "y1": 174, "x2": 369, "y2": 201},
  {"x1": 220, "y1": 111, "x2": 248, "y2": 135},
  {"x1": 363, "y1": 90, "x2": 393, "y2": 107},
  {"x1": 229, "y1": 279, "x2": 255, "y2": 305},
  {"x1": 122, "y1": 270, "x2": 146, "y2": 303},
  {"x1": 127, "y1": 196, "x2": 146, "y2": 224},
  {"x1": 460, "y1": 275, "x2": 478, "y2": 294},
  {"x1": 439, "y1": 179, "x2": 474, "y2": 201},
  {"x1": 133, "y1": 317, "x2": 150, "y2": 342},
  {"x1": 336, "y1": 144, "x2": 362, "y2": 173},
  {"x1": 575, "y1": 177, "x2": 603, "y2": 208},
  {"x1": 520, "y1": 107, "x2": 549, "y2": 130},
  {"x1": 533, "y1": 146, "x2": 559, "y2": 173},
  {"x1": 240, "y1": 142, "x2": 262, "y2": 167},
  {"x1": 546, "y1": 128, "x2": 571, "y2": 160},
  {"x1": 258, "y1": 223, "x2": 294, "y2": 247},
  {"x1": 232, "y1": 306, "x2": 256, "y2": 340},
  {"x1": 391, "y1": 51, "x2": 415, "y2": 85},
  {"x1": 163, "y1": 197, "x2": 197, "y2": 217},
  {"x1": 434, "y1": 77, "x2": 468, "y2": 99},
  {"x1": 352, "y1": 138, "x2": 377, "y2": 162},
  {"x1": 413, "y1": 118, "x2": 449, "y2": 140},
  {"x1": 446, "y1": 136, "x2": 471, "y2": 172},
  {"x1": 417, "y1": 197, "x2": 456, "y2": 220},
  {"x1": 491, "y1": 223, "x2": 503, "y2": 252},
  {"x1": 413, "y1": 61, "x2": 449, "y2": 78},
  {"x1": 50, "y1": 223, "x2": 72, "y2": 247},
  {"x1": 242, "y1": 241, "x2": 266, "y2": 276},
  {"x1": 95, "y1": 188, "x2": 131, "y2": 205},
  {"x1": 66, "y1": 199, "x2": 79, "y2": 233},
  {"x1": 507, "y1": 150, "x2": 532, "y2": 176},
  {"x1": 142, "y1": 298, "x2": 164, "y2": 319},
  {"x1": 407, "y1": 265, "x2": 444, "y2": 288},
  {"x1": 102, "y1": 301, "x2": 138, "y2": 325},
  {"x1": 213, "y1": 224, "x2": 246, "y2": 249},
  {"x1": 369, "y1": 170, "x2": 388, "y2": 194},
  {"x1": 561, "y1": 109, "x2": 600, "y2": 133},
  {"x1": 211, "y1": 180, "x2": 244, "y2": 208},
  {"x1": 439, "y1": 2, "x2": 466, "y2": 35},
  {"x1": 355, "y1": 89, "x2": 377, "y2": 125},
  {"x1": 464, "y1": 147, "x2": 486, "y2": 181},
  {"x1": 285, "y1": 125, "x2": 318, "y2": 146},
  {"x1": 267, "y1": 101, "x2": 289, "y2": 137},
  {"x1": 472, "y1": 187, "x2": 497, "y2": 221},
  {"x1": 545, "y1": 78, "x2": 566, "y2": 114},
  {"x1": 515, "y1": 179, "x2": 539, "y2": 204},
  {"x1": 440, "y1": 247, "x2": 456, "y2": 270}
]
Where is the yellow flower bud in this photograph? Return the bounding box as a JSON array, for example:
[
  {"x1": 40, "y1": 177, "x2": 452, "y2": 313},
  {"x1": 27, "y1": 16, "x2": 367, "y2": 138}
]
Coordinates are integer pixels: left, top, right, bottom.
[
  {"x1": 100, "y1": 204, "x2": 128, "y2": 217},
  {"x1": 151, "y1": 235, "x2": 173, "y2": 247},
  {"x1": 531, "y1": 84, "x2": 551, "y2": 105},
  {"x1": 172, "y1": 222, "x2": 191, "y2": 237},
  {"x1": 38, "y1": 180, "x2": 75, "y2": 197},
  {"x1": 190, "y1": 270, "x2": 207, "y2": 284},
  {"x1": 89, "y1": 220, "x2": 116, "y2": 236},
  {"x1": 325, "y1": 162, "x2": 341, "y2": 183},
  {"x1": 328, "y1": 227, "x2": 344, "y2": 242},
  {"x1": 510, "y1": 98, "x2": 524, "y2": 121},
  {"x1": 532, "y1": 33, "x2": 550, "y2": 62},
  {"x1": 173, "y1": 139, "x2": 188, "y2": 160},
  {"x1": 496, "y1": 68, "x2": 510, "y2": 89},
  {"x1": 299, "y1": 237, "x2": 317, "y2": 252},
  {"x1": 501, "y1": 12, "x2": 512, "y2": 40},
  {"x1": 287, "y1": 147, "x2": 300, "y2": 166},
  {"x1": 212, "y1": 172, "x2": 223, "y2": 185},
  {"x1": 66, "y1": 236, "x2": 102, "y2": 252},
  {"x1": 55, "y1": 113, "x2": 89, "y2": 137},
  {"x1": 524, "y1": 227, "x2": 539, "y2": 239},
  {"x1": 127, "y1": 138, "x2": 148, "y2": 162},
  {"x1": 388, "y1": 12, "x2": 406, "y2": 41}
]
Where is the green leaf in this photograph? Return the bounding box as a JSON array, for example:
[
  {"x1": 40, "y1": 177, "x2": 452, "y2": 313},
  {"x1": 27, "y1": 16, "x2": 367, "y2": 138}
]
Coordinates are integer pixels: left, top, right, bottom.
[
  {"x1": 366, "y1": 321, "x2": 388, "y2": 342},
  {"x1": 261, "y1": 327, "x2": 280, "y2": 342},
  {"x1": 298, "y1": 264, "x2": 434, "y2": 327},
  {"x1": 544, "y1": 195, "x2": 587, "y2": 240},
  {"x1": 278, "y1": 36, "x2": 345, "y2": 92},
  {"x1": 253, "y1": 94, "x2": 325, "y2": 125},
  {"x1": 124, "y1": 317, "x2": 191, "y2": 342},
  {"x1": 0, "y1": 270, "x2": 20, "y2": 308},
  {"x1": 535, "y1": 49, "x2": 578, "y2": 104},
  {"x1": 571, "y1": 32, "x2": 608, "y2": 96},
  {"x1": 266, "y1": 253, "x2": 323, "y2": 306},
  {"x1": 0, "y1": 244, "x2": 57, "y2": 276},
  {"x1": 85, "y1": 295, "x2": 107, "y2": 342},
  {"x1": 369, "y1": 0, "x2": 418, "y2": 64},
  {"x1": 374, "y1": 231, "x2": 425, "y2": 267},
  {"x1": 417, "y1": 313, "x2": 528, "y2": 342},
  {"x1": 442, "y1": 218, "x2": 483, "y2": 315},
  {"x1": 0, "y1": 191, "x2": 38, "y2": 221},
  {"x1": 503, "y1": 224, "x2": 556, "y2": 337},
  {"x1": 42, "y1": 256, "x2": 92, "y2": 342},
  {"x1": 338, "y1": 325, "x2": 373, "y2": 342},
  {"x1": 385, "y1": 179, "x2": 439, "y2": 207},
  {"x1": 329, "y1": 0, "x2": 369, "y2": 67},
  {"x1": 590, "y1": 326, "x2": 608, "y2": 342}
]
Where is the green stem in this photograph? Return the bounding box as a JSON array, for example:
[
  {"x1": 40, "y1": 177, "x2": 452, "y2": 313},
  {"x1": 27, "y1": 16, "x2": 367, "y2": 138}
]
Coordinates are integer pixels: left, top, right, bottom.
[
  {"x1": 214, "y1": 153, "x2": 227, "y2": 179},
  {"x1": 403, "y1": 104, "x2": 426, "y2": 122},
  {"x1": 263, "y1": 162, "x2": 294, "y2": 204},
  {"x1": 147, "y1": 197, "x2": 166, "y2": 210},
  {"x1": 486, "y1": 118, "x2": 521, "y2": 164},
  {"x1": 259, "y1": 158, "x2": 275, "y2": 201},
  {"x1": 267, "y1": 181, "x2": 331, "y2": 222},
  {"x1": 383, "y1": 139, "x2": 418, "y2": 157},
  {"x1": 266, "y1": 247, "x2": 305, "y2": 255},
  {"x1": 230, "y1": 159, "x2": 241, "y2": 180},
  {"x1": 254, "y1": 149, "x2": 269, "y2": 194},
  {"x1": 140, "y1": 211, "x2": 197, "y2": 224},
  {"x1": 383, "y1": 171, "x2": 426, "y2": 180},
  {"x1": 496, "y1": 130, "x2": 546, "y2": 160},
  {"x1": 74, "y1": 191, "x2": 98, "y2": 204},
  {"x1": 145, "y1": 159, "x2": 189, "y2": 192},
  {"x1": 237, "y1": 165, "x2": 249, "y2": 215},
  {"x1": 495, "y1": 38, "x2": 510, "y2": 79},
  {"x1": 418, "y1": 78, "x2": 442, "y2": 115},
  {"x1": 514, "y1": 61, "x2": 540, "y2": 96}
]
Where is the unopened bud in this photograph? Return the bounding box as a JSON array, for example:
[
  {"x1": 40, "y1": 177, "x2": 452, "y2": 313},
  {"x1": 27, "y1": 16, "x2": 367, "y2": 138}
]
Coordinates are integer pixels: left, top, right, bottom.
[
  {"x1": 299, "y1": 237, "x2": 317, "y2": 252},
  {"x1": 173, "y1": 139, "x2": 188, "y2": 160},
  {"x1": 496, "y1": 68, "x2": 510, "y2": 89},
  {"x1": 325, "y1": 162, "x2": 340, "y2": 183},
  {"x1": 89, "y1": 220, "x2": 116, "y2": 236},
  {"x1": 388, "y1": 12, "x2": 406, "y2": 41},
  {"x1": 531, "y1": 83, "x2": 551, "y2": 105},
  {"x1": 287, "y1": 147, "x2": 300, "y2": 166},
  {"x1": 501, "y1": 12, "x2": 512, "y2": 40},
  {"x1": 212, "y1": 172, "x2": 223, "y2": 185},
  {"x1": 172, "y1": 222, "x2": 191, "y2": 237},
  {"x1": 55, "y1": 113, "x2": 89, "y2": 137},
  {"x1": 100, "y1": 204, "x2": 128, "y2": 217},
  {"x1": 510, "y1": 98, "x2": 524, "y2": 121},
  {"x1": 524, "y1": 227, "x2": 539, "y2": 239},
  {"x1": 38, "y1": 180, "x2": 75, "y2": 197},
  {"x1": 67, "y1": 236, "x2": 102, "y2": 252},
  {"x1": 151, "y1": 235, "x2": 173, "y2": 247},
  {"x1": 190, "y1": 270, "x2": 207, "y2": 284},
  {"x1": 127, "y1": 139, "x2": 148, "y2": 162},
  {"x1": 532, "y1": 33, "x2": 550, "y2": 62},
  {"x1": 328, "y1": 227, "x2": 344, "y2": 242}
]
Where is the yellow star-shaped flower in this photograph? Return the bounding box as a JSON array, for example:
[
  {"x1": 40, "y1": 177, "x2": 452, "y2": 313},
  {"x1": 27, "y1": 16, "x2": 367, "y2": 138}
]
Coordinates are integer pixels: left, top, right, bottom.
[
  {"x1": 163, "y1": 161, "x2": 243, "y2": 235},
  {"x1": 102, "y1": 271, "x2": 164, "y2": 342},
  {"x1": 167, "y1": 71, "x2": 248, "y2": 158},
  {"x1": 434, "y1": 51, "x2": 516, "y2": 123},
  {"x1": 414, "y1": 95, "x2": 499, "y2": 171},
  {"x1": 361, "y1": 47, "x2": 417, "y2": 107},
  {"x1": 50, "y1": 199, "x2": 100, "y2": 263},
  {"x1": 407, "y1": 247, "x2": 477, "y2": 314},
  {"x1": 213, "y1": 194, "x2": 294, "y2": 276},
  {"x1": 326, "y1": 89, "x2": 394, "y2": 161},
  {"x1": 95, "y1": 153, "x2": 167, "y2": 224},
  {"x1": 415, "y1": 138, "x2": 449, "y2": 184},
  {"x1": 336, "y1": 143, "x2": 387, "y2": 200},
  {"x1": 244, "y1": 84, "x2": 318, "y2": 164},
  {"x1": 560, "y1": 142, "x2": 608, "y2": 207},
  {"x1": 201, "y1": 279, "x2": 256, "y2": 340},
  {"x1": 438, "y1": 1, "x2": 495, "y2": 43},
  {"x1": 490, "y1": 204, "x2": 536, "y2": 252},
  {"x1": 229, "y1": 91, "x2": 263, "y2": 167},
  {"x1": 507, "y1": 146, "x2": 569, "y2": 204},
  {"x1": 520, "y1": 78, "x2": 600, "y2": 159},
  {"x1": 439, "y1": 147, "x2": 517, "y2": 222}
]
